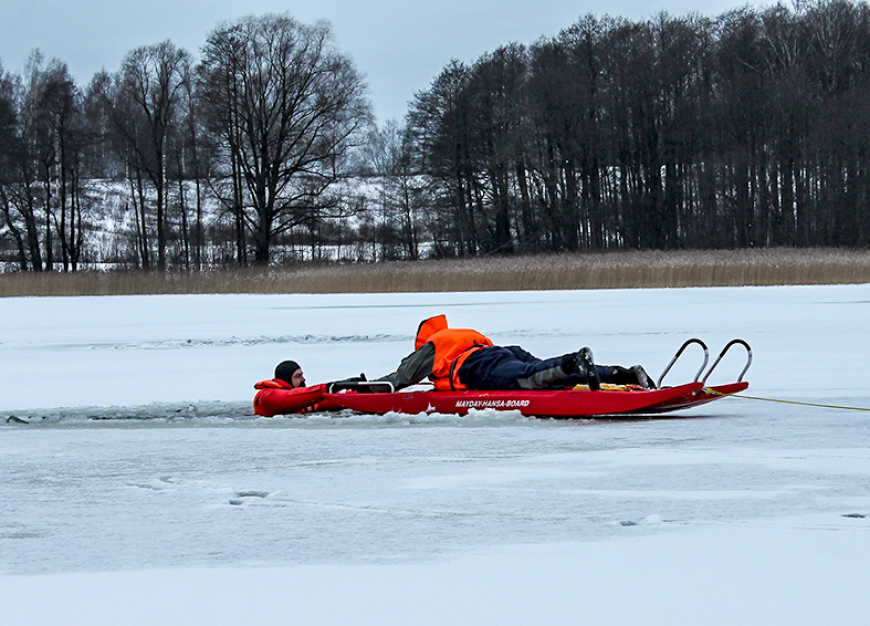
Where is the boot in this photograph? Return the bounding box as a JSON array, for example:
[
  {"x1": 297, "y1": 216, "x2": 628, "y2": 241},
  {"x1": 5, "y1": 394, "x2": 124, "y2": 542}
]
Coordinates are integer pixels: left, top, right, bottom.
[
  {"x1": 630, "y1": 365, "x2": 656, "y2": 389},
  {"x1": 561, "y1": 347, "x2": 600, "y2": 391},
  {"x1": 603, "y1": 364, "x2": 656, "y2": 389},
  {"x1": 606, "y1": 365, "x2": 635, "y2": 385}
]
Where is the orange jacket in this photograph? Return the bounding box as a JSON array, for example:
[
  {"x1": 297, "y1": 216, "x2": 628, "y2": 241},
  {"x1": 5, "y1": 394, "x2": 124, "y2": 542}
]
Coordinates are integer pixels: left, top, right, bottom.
[{"x1": 415, "y1": 315, "x2": 493, "y2": 390}]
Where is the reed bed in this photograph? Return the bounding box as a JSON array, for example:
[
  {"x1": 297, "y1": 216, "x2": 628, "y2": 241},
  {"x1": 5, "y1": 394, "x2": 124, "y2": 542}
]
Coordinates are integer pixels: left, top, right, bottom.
[{"x1": 2, "y1": 248, "x2": 870, "y2": 297}]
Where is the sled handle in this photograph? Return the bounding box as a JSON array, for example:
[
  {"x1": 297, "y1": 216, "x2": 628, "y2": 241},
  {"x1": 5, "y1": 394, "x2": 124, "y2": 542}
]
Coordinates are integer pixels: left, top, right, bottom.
[
  {"x1": 328, "y1": 380, "x2": 395, "y2": 394},
  {"x1": 701, "y1": 339, "x2": 753, "y2": 384},
  {"x1": 657, "y1": 338, "x2": 709, "y2": 388}
]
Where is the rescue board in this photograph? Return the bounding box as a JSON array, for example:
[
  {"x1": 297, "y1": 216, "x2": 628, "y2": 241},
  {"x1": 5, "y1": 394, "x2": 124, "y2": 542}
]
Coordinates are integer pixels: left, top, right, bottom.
[{"x1": 319, "y1": 380, "x2": 749, "y2": 419}]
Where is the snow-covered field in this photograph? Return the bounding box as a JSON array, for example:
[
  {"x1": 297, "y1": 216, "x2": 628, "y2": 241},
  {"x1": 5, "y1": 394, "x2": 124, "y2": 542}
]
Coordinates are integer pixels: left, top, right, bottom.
[{"x1": 1, "y1": 285, "x2": 869, "y2": 625}]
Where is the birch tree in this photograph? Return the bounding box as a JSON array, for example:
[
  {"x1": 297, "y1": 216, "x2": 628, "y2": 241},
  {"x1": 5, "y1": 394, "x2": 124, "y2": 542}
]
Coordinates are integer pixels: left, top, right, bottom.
[{"x1": 93, "y1": 41, "x2": 192, "y2": 270}]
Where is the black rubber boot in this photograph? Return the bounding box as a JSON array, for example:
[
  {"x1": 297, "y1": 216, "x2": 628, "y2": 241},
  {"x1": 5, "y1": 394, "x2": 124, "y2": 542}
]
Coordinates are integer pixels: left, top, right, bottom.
[
  {"x1": 562, "y1": 348, "x2": 600, "y2": 390},
  {"x1": 607, "y1": 365, "x2": 635, "y2": 385},
  {"x1": 630, "y1": 365, "x2": 656, "y2": 389},
  {"x1": 605, "y1": 365, "x2": 655, "y2": 388},
  {"x1": 579, "y1": 348, "x2": 600, "y2": 390}
]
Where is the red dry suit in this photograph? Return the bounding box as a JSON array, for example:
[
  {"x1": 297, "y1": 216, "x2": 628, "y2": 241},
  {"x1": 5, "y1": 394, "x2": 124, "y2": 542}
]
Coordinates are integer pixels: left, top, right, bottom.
[{"x1": 253, "y1": 379, "x2": 326, "y2": 417}]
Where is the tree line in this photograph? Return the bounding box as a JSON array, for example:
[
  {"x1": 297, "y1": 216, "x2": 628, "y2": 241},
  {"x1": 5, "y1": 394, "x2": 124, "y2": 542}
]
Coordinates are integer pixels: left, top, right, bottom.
[
  {"x1": 406, "y1": 0, "x2": 870, "y2": 256},
  {"x1": 2, "y1": 2, "x2": 870, "y2": 272}
]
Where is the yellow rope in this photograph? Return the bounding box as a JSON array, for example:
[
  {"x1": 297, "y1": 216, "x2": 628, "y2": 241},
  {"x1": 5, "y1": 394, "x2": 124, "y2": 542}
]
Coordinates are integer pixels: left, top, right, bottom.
[{"x1": 704, "y1": 388, "x2": 870, "y2": 412}]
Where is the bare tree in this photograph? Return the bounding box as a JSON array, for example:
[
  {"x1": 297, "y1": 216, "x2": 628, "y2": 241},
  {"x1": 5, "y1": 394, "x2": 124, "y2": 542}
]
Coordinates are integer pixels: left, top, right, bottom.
[
  {"x1": 361, "y1": 120, "x2": 424, "y2": 259},
  {"x1": 408, "y1": 60, "x2": 478, "y2": 256},
  {"x1": 1, "y1": 54, "x2": 46, "y2": 271},
  {"x1": 92, "y1": 41, "x2": 192, "y2": 270},
  {"x1": 0, "y1": 61, "x2": 30, "y2": 269},
  {"x1": 198, "y1": 13, "x2": 372, "y2": 264},
  {"x1": 29, "y1": 60, "x2": 90, "y2": 270}
]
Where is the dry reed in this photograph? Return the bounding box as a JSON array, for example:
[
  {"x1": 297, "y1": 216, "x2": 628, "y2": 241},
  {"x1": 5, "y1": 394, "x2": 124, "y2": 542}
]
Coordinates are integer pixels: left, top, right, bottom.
[{"x1": 2, "y1": 248, "x2": 870, "y2": 297}]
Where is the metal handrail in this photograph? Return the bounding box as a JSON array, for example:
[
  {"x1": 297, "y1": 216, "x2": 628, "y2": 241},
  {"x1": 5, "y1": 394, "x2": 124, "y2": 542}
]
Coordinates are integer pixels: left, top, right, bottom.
[
  {"x1": 327, "y1": 380, "x2": 396, "y2": 394},
  {"x1": 701, "y1": 339, "x2": 753, "y2": 384},
  {"x1": 657, "y1": 338, "x2": 709, "y2": 388}
]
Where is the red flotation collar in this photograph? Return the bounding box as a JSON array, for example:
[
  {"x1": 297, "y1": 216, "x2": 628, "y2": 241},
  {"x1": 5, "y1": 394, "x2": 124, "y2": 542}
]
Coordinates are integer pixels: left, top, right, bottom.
[{"x1": 253, "y1": 381, "x2": 326, "y2": 416}]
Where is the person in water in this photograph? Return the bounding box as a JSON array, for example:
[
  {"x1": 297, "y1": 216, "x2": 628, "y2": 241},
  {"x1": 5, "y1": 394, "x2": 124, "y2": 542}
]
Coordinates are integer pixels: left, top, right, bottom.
[
  {"x1": 253, "y1": 360, "x2": 369, "y2": 416},
  {"x1": 373, "y1": 314, "x2": 654, "y2": 392},
  {"x1": 253, "y1": 360, "x2": 323, "y2": 416}
]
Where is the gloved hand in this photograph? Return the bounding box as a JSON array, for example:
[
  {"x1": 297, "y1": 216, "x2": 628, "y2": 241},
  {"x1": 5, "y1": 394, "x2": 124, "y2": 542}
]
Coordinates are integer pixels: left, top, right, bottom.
[
  {"x1": 327, "y1": 373, "x2": 367, "y2": 392},
  {"x1": 326, "y1": 374, "x2": 394, "y2": 393}
]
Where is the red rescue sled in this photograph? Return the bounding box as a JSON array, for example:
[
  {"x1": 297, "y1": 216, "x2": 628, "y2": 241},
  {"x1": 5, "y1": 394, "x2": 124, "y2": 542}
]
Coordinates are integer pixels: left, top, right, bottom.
[
  {"x1": 316, "y1": 338, "x2": 752, "y2": 419},
  {"x1": 319, "y1": 380, "x2": 748, "y2": 418}
]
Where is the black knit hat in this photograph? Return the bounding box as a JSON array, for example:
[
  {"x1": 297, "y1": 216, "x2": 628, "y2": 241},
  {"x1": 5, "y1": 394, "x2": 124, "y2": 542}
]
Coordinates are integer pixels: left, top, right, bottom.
[{"x1": 274, "y1": 360, "x2": 301, "y2": 384}]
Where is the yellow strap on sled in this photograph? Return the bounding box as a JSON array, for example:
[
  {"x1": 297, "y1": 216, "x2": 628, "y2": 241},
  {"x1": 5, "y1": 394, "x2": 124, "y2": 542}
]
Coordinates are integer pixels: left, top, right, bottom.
[{"x1": 572, "y1": 383, "x2": 636, "y2": 391}]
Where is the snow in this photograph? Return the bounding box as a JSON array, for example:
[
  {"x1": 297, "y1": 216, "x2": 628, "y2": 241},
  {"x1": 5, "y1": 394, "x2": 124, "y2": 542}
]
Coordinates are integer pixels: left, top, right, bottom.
[{"x1": 1, "y1": 284, "x2": 869, "y2": 625}]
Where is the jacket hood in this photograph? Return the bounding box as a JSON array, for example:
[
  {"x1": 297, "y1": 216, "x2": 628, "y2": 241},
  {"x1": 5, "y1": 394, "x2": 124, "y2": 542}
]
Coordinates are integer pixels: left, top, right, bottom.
[{"x1": 415, "y1": 314, "x2": 449, "y2": 349}]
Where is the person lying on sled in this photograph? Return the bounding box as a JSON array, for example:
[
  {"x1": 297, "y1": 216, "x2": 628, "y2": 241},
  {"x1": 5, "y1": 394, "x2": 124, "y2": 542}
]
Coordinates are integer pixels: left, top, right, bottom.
[{"x1": 373, "y1": 314, "x2": 655, "y2": 392}]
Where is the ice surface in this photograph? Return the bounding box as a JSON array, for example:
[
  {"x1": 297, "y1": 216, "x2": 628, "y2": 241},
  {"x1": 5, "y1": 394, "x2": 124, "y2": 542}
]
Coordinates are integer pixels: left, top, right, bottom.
[{"x1": 1, "y1": 285, "x2": 869, "y2": 624}]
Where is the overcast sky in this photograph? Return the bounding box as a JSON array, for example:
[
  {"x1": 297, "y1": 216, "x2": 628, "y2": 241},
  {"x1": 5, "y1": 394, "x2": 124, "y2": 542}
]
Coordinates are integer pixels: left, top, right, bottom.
[{"x1": 1, "y1": 0, "x2": 756, "y2": 124}]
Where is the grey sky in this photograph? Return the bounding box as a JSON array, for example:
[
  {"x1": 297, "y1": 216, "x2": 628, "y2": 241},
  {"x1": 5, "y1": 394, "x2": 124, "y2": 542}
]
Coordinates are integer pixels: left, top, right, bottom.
[{"x1": 1, "y1": 0, "x2": 751, "y2": 123}]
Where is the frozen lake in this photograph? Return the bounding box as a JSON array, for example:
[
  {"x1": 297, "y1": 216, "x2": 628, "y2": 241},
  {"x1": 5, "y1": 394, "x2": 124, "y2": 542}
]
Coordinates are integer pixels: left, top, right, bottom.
[{"x1": 1, "y1": 285, "x2": 869, "y2": 624}]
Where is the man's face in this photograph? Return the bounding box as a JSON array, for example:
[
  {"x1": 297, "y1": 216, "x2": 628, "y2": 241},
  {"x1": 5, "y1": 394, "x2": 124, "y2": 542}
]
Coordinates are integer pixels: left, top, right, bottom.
[{"x1": 291, "y1": 368, "x2": 306, "y2": 388}]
